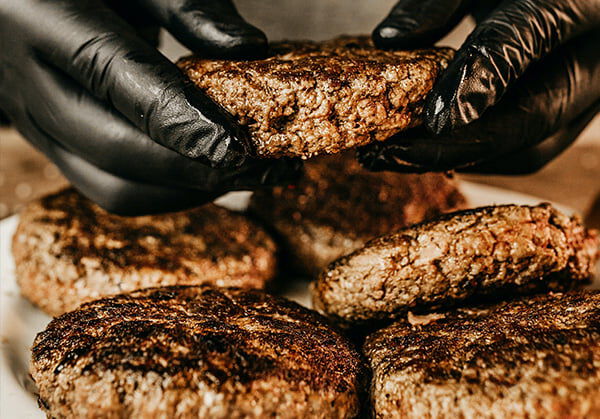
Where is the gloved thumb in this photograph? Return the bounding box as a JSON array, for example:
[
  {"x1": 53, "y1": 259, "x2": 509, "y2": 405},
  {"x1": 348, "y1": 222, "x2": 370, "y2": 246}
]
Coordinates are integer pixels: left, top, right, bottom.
[{"x1": 373, "y1": 0, "x2": 472, "y2": 49}]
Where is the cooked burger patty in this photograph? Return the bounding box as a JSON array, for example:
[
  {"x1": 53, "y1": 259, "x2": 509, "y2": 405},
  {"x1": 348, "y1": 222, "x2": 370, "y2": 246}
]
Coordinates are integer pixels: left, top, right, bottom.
[
  {"x1": 13, "y1": 188, "x2": 278, "y2": 316},
  {"x1": 31, "y1": 286, "x2": 367, "y2": 419},
  {"x1": 364, "y1": 291, "x2": 600, "y2": 419},
  {"x1": 179, "y1": 36, "x2": 453, "y2": 159},
  {"x1": 313, "y1": 204, "x2": 599, "y2": 327},
  {"x1": 250, "y1": 154, "x2": 465, "y2": 275}
]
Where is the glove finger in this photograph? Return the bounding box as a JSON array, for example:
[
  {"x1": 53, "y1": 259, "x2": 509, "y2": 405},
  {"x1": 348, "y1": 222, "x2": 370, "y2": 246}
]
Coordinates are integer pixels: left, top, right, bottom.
[
  {"x1": 104, "y1": 0, "x2": 161, "y2": 46},
  {"x1": 23, "y1": 62, "x2": 302, "y2": 191},
  {"x1": 23, "y1": 0, "x2": 249, "y2": 168},
  {"x1": 458, "y1": 100, "x2": 600, "y2": 175},
  {"x1": 364, "y1": 100, "x2": 598, "y2": 174},
  {"x1": 12, "y1": 112, "x2": 216, "y2": 215},
  {"x1": 373, "y1": 0, "x2": 473, "y2": 49},
  {"x1": 140, "y1": 0, "x2": 267, "y2": 58},
  {"x1": 470, "y1": 1, "x2": 501, "y2": 23},
  {"x1": 356, "y1": 127, "x2": 492, "y2": 172},
  {"x1": 365, "y1": 31, "x2": 600, "y2": 172},
  {"x1": 51, "y1": 147, "x2": 220, "y2": 216},
  {"x1": 425, "y1": 0, "x2": 600, "y2": 134}
]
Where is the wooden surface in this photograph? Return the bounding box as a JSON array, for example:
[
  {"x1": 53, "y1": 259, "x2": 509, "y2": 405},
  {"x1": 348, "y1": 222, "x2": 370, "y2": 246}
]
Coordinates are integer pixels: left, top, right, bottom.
[{"x1": 0, "y1": 126, "x2": 599, "y2": 220}]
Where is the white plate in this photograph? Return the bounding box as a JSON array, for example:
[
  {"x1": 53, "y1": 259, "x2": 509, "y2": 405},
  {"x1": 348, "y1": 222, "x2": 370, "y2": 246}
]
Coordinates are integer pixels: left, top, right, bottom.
[{"x1": 1, "y1": 182, "x2": 598, "y2": 419}]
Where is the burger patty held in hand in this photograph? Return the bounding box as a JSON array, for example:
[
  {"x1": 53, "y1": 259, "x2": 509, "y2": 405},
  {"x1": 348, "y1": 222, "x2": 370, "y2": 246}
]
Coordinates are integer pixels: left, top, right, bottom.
[
  {"x1": 250, "y1": 154, "x2": 466, "y2": 275},
  {"x1": 13, "y1": 188, "x2": 278, "y2": 316},
  {"x1": 31, "y1": 286, "x2": 367, "y2": 419},
  {"x1": 179, "y1": 36, "x2": 453, "y2": 159},
  {"x1": 364, "y1": 291, "x2": 600, "y2": 419},
  {"x1": 313, "y1": 204, "x2": 599, "y2": 327}
]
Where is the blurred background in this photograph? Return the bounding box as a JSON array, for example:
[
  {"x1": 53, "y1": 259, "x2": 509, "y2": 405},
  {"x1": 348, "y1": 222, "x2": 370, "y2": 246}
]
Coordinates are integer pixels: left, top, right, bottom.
[{"x1": 1, "y1": 0, "x2": 598, "y2": 222}]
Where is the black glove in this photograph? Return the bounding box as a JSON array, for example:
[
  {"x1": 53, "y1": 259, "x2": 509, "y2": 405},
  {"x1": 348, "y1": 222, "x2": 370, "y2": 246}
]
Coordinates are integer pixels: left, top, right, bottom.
[
  {"x1": 361, "y1": 0, "x2": 600, "y2": 174},
  {"x1": 0, "y1": 0, "x2": 300, "y2": 215}
]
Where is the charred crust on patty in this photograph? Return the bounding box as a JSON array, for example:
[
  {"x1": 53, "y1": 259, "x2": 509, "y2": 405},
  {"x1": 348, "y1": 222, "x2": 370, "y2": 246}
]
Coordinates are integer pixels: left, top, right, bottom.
[
  {"x1": 31, "y1": 286, "x2": 367, "y2": 418},
  {"x1": 363, "y1": 291, "x2": 600, "y2": 418},
  {"x1": 13, "y1": 189, "x2": 278, "y2": 316}
]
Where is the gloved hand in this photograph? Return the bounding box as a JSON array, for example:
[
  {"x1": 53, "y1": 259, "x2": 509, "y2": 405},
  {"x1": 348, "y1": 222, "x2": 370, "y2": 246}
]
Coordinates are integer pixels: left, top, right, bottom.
[
  {"x1": 361, "y1": 0, "x2": 600, "y2": 174},
  {"x1": 0, "y1": 0, "x2": 300, "y2": 215}
]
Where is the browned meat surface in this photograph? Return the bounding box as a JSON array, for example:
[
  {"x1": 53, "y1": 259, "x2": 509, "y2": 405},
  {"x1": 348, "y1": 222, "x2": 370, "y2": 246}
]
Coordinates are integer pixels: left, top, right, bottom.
[
  {"x1": 250, "y1": 154, "x2": 465, "y2": 275},
  {"x1": 31, "y1": 286, "x2": 366, "y2": 419},
  {"x1": 179, "y1": 36, "x2": 453, "y2": 159},
  {"x1": 364, "y1": 291, "x2": 600, "y2": 418},
  {"x1": 13, "y1": 188, "x2": 278, "y2": 316},
  {"x1": 313, "y1": 204, "x2": 599, "y2": 327}
]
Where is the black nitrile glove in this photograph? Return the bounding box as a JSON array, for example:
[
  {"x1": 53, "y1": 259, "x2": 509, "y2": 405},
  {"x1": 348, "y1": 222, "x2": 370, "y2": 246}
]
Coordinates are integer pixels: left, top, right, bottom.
[
  {"x1": 360, "y1": 0, "x2": 600, "y2": 174},
  {"x1": 0, "y1": 0, "x2": 300, "y2": 215}
]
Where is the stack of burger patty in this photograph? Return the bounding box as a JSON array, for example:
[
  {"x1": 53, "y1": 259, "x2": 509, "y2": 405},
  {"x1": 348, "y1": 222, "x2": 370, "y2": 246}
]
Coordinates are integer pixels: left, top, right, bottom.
[
  {"x1": 17, "y1": 37, "x2": 600, "y2": 418},
  {"x1": 312, "y1": 204, "x2": 599, "y2": 417}
]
